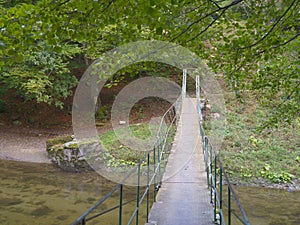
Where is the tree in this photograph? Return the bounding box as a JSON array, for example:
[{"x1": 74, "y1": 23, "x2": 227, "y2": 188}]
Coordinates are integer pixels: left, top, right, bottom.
[
  {"x1": 200, "y1": 0, "x2": 299, "y2": 126},
  {"x1": 0, "y1": 0, "x2": 127, "y2": 107},
  {"x1": 0, "y1": 0, "x2": 299, "y2": 125}
]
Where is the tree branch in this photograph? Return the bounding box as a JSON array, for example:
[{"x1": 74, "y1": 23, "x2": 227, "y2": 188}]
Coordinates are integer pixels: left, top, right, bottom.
[
  {"x1": 101, "y1": 0, "x2": 115, "y2": 13},
  {"x1": 239, "y1": 0, "x2": 297, "y2": 50},
  {"x1": 208, "y1": 0, "x2": 221, "y2": 9},
  {"x1": 170, "y1": 0, "x2": 244, "y2": 42},
  {"x1": 229, "y1": 31, "x2": 299, "y2": 87},
  {"x1": 171, "y1": 6, "x2": 203, "y2": 21},
  {"x1": 256, "y1": 32, "x2": 300, "y2": 55},
  {"x1": 57, "y1": 0, "x2": 72, "y2": 7},
  {"x1": 186, "y1": 9, "x2": 226, "y2": 43},
  {"x1": 180, "y1": 6, "x2": 203, "y2": 16}
]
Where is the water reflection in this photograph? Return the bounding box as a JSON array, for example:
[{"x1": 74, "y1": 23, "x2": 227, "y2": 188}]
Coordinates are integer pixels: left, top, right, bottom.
[
  {"x1": 0, "y1": 159, "x2": 117, "y2": 225},
  {"x1": 233, "y1": 186, "x2": 300, "y2": 225},
  {"x1": 1, "y1": 159, "x2": 299, "y2": 225}
]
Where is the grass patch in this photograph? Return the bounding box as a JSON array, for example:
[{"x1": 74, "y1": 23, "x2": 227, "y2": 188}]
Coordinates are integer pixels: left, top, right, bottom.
[
  {"x1": 100, "y1": 123, "x2": 162, "y2": 167},
  {"x1": 209, "y1": 92, "x2": 300, "y2": 185},
  {"x1": 99, "y1": 122, "x2": 176, "y2": 168}
]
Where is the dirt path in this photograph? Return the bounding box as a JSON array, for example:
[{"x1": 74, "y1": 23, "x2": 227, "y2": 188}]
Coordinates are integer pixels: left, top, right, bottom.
[
  {"x1": 0, "y1": 126, "x2": 73, "y2": 163},
  {"x1": 0, "y1": 97, "x2": 172, "y2": 164}
]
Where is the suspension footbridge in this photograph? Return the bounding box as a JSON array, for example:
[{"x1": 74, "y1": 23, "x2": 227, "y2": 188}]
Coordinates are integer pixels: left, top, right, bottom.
[
  {"x1": 147, "y1": 97, "x2": 214, "y2": 225},
  {"x1": 71, "y1": 70, "x2": 250, "y2": 225}
]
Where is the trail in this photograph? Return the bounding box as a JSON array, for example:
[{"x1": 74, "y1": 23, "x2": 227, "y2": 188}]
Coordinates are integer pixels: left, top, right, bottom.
[{"x1": 0, "y1": 126, "x2": 72, "y2": 163}]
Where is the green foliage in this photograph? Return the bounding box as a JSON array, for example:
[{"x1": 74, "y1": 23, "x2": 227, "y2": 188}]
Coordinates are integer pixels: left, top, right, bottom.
[
  {"x1": 218, "y1": 92, "x2": 299, "y2": 184},
  {"x1": 0, "y1": 0, "x2": 114, "y2": 107},
  {"x1": 46, "y1": 135, "x2": 73, "y2": 149},
  {"x1": 0, "y1": 0, "x2": 35, "y2": 8},
  {"x1": 100, "y1": 122, "x2": 175, "y2": 168},
  {"x1": 95, "y1": 105, "x2": 110, "y2": 121},
  {"x1": 0, "y1": 0, "x2": 298, "y2": 124},
  {"x1": 100, "y1": 123, "x2": 153, "y2": 167},
  {"x1": 104, "y1": 62, "x2": 176, "y2": 88},
  {"x1": 260, "y1": 164, "x2": 295, "y2": 184},
  {"x1": 0, "y1": 41, "x2": 78, "y2": 107},
  {"x1": 204, "y1": 0, "x2": 300, "y2": 126}
]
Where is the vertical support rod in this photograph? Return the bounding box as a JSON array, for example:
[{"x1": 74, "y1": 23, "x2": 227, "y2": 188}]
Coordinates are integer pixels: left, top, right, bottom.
[
  {"x1": 196, "y1": 75, "x2": 201, "y2": 125},
  {"x1": 228, "y1": 186, "x2": 231, "y2": 225},
  {"x1": 196, "y1": 75, "x2": 200, "y2": 100},
  {"x1": 136, "y1": 165, "x2": 140, "y2": 225},
  {"x1": 146, "y1": 153, "x2": 150, "y2": 223},
  {"x1": 82, "y1": 218, "x2": 86, "y2": 225},
  {"x1": 210, "y1": 144, "x2": 213, "y2": 203},
  {"x1": 161, "y1": 136, "x2": 165, "y2": 175},
  {"x1": 182, "y1": 69, "x2": 187, "y2": 99},
  {"x1": 205, "y1": 139, "x2": 209, "y2": 189},
  {"x1": 203, "y1": 137, "x2": 206, "y2": 155},
  {"x1": 119, "y1": 184, "x2": 123, "y2": 225},
  {"x1": 158, "y1": 142, "x2": 161, "y2": 186},
  {"x1": 220, "y1": 168, "x2": 223, "y2": 225},
  {"x1": 214, "y1": 156, "x2": 217, "y2": 222},
  {"x1": 153, "y1": 146, "x2": 157, "y2": 202}
]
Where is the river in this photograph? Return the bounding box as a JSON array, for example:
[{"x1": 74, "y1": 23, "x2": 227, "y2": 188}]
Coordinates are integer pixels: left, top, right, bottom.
[{"x1": 0, "y1": 159, "x2": 299, "y2": 225}]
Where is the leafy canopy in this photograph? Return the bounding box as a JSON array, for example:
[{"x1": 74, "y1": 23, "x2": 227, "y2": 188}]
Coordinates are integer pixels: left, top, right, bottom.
[{"x1": 0, "y1": 0, "x2": 299, "y2": 125}]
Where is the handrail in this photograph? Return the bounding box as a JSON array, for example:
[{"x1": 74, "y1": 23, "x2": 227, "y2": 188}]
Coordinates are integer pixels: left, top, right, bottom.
[
  {"x1": 195, "y1": 75, "x2": 250, "y2": 225},
  {"x1": 70, "y1": 97, "x2": 180, "y2": 225},
  {"x1": 86, "y1": 198, "x2": 136, "y2": 222}
]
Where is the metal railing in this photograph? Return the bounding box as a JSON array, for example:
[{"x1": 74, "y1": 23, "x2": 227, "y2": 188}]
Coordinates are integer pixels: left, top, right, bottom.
[
  {"x1": 196, "y1": 75, "x2": 250, "y2": 225},
  {"x1": 70, "y1": 99, "x2": 180, "y2": 225}
]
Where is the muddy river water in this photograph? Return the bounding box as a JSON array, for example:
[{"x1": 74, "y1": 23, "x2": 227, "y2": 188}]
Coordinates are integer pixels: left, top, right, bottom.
[{"x1": 0, "y1": 159, "x2": 299, "y2": 225}]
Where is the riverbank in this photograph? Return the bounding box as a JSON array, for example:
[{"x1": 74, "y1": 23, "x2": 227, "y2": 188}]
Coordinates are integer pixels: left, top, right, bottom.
[
  {"x1": 0, "y1": 120, "x2": 300, "y2": 192},
  {"x1": 0, "y1": 90, "x2": 299, "y2": 192},
  {"x1": 1, "y1": 124, "x2": 299, "y2": 192},
  {"x1": 0, "y1": 125, "x2": 71, "y2": 163}
]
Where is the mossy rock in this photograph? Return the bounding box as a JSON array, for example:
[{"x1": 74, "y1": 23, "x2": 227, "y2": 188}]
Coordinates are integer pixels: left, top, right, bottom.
[
  {"x1": 67, "y1": 143, "x2": 78, "y2": 149},
  {"x1": 46, "y1": 135, "x2": 73, "y2": 150},
  {"x1": 47, "y1": 144, "x2": 64, "y2": 154},
  {"x1": 46, "y1": 135, "x2": 98, "y2": 172}
]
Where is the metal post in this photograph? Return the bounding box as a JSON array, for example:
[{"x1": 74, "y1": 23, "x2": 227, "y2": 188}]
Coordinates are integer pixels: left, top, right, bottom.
[
  {"x1": 196, "y1": 75, "x2": 201, "y2": 126},
  {"x1": 119, "y1": 184, "x2": 123, "y2": 225},
  {"x1": 203, "y1": 137, "x2": 206, "y2": 155},
  {"x1": 146, "y1": 154, "x2": 150, "y2": 223},
  {"x1": 214, "y1": 156, "x2": 217, "y2": 222},
  {"x1": 158, "y1": 142, "x2": 161, "y2": 186},
  {"x1": 136, "y1": 165, "x2": 140, "y2": 225},
  {"x1": 196, "y1": 75, "x2": 200, "y2": 100},
  {"x1": 206, "y1": 164, "x2": 209, "y2": 189},
  {"x1": 161, "y1": 140, "x2": 165, "y2": 165},
  {"x1": 210, "y1": 145, "x2": 213, "y2": 203},
  {"x1": 228, "y1": 186, "x2": 231, "y2": 225},
  {"x1": 182, "y1": 69, "x2": 187, "y2": 99},
  {"x1": 153, "y1": 146, "x2": 157, "y2": 202},
  {"x1": 220, "y1": 168, "x2": 223, "y2": 225},
  {"x1": 205, "y1": 139, "x2": 209, "y2": 189}
]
